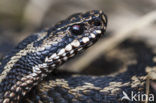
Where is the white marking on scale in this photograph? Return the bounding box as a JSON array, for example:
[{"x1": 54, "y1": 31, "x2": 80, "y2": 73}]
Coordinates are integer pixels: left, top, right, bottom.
[
  {"x1": 40, "y1": 47, "x2": 45, "y2": 51},
  {"x1": 33, "y1": 66, "x2": 40, "y2": 73},
  {"x1": 71, "y1": 40, "x2": 80, "y2": 47},
  {"x1": 90, "y1": 33, "x2": 96, "y2": 38},
  {"x1": 63, "y1": 56, "x2": 68, "y2": 61},
  {"x1": 58, "y1": 49, "x2": 65, "y2": 56},
  {"x1": 45, "y1": 57, "x2": 49, "y2": 62},
  {"x1": 36, "y1": 52, "x2": 41, "y2": 55},
  {"x1": 82, "y1": 37, "x2": 89, "y2": 43},
  {"x1": 45, "y1": 45, "x2": 51, "y2": 50},
  {"x1": 95, "y1": 30, "x2": 101, "y2": 34},
  {"x1": 70, "y1": 50, "x2": 74, "y2": 54},
  {"x1": 50, "y1": 53, "x2": 59, "y2": 59},
  {"x1": 65, "y1": 44, "x2": 72, "y2": 51},
  {"x1": 62, "y1": 53, "x2": 67, "y2": 56},
  {"x1": 42, "y1": 63, "x2": 48, "y2": 68},
  {"x1": 32, "y1": 73, "x2": 37, "y2": 77}
]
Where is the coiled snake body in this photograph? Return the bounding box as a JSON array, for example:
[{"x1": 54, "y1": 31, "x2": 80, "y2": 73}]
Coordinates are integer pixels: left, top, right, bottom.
[{"x1": 0, "y1": 10, "x2": 107, "y2": 103}]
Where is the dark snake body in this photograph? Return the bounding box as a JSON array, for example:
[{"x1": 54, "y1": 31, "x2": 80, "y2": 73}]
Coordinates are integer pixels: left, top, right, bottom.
[
  {"x1": 24, "y1": 40, "x2": 154, "y2": 103},
  {"x1": 0, "y1": 10, "x2": 107, "y2": 103}
]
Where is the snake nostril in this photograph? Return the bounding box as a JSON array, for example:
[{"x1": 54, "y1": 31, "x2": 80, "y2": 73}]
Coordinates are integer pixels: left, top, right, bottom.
[
  {"x1": 89, "y1": 18, "x2": 101, "y2": 26},
  {"x1": 93, "y1": 19, "x2": 101, "y2": 26}
]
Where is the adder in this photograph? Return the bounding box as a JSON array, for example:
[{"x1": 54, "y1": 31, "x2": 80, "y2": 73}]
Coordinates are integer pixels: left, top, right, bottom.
[
  {"x1": 1, "y1": 10, "x2": 154, "y2": 103},
  {"x1": 0, "y1": 10, "x2": 107, "y2": 103}
]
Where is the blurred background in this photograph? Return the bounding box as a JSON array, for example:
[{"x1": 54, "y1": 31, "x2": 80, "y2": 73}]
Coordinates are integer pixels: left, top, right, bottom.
[{"x1": 0, "y1": 0, "x2": 156, "y2": 75}]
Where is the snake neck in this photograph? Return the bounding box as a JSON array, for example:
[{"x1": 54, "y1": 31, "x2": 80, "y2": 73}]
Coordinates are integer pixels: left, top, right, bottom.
[{"x1": 0, "y1": 10, "x2": 107, "y2": 103}]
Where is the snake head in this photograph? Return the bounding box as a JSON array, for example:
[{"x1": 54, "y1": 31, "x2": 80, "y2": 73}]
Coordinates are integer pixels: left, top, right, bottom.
[
  {"x1": 68, "y1": 10, "x2": 107, "y2": 44},
  {"x1": 45, "y1": 10, "x2": 107, "y2": 66}
]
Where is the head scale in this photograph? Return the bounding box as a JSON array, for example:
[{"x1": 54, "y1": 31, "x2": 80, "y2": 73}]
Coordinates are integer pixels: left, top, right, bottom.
[{"x1": 45, "y1": 10, "x2": 108, "y2": 66}]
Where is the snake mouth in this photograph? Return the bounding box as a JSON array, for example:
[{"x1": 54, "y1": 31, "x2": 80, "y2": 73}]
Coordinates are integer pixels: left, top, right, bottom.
[
  {"x1": 45, "y1": 28, "x2": 104, "y2": 66},
  {"x1": 44, "y1": 10, "x2": 108, "y2": 68}
]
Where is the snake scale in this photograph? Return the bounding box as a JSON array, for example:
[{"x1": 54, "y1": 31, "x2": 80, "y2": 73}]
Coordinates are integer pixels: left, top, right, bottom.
[
  {"x1": 0, "y1": 10, "x2": 107, "y2": 103},
  {"x1": 0, "y1": 10, "x2": 155, "y2": 103}
]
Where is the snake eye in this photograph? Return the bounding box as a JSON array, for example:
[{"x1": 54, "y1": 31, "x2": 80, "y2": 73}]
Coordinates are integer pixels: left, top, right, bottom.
[
  {"x1": 70, "y1": 24, "x2": 84, "y2": 35},
  {"x1": 89, "y1": 19, "x2": 101, "y2": 26}
]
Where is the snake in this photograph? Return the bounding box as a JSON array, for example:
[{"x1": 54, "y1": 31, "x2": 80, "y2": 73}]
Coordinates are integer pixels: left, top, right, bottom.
[
  {"x1": 1, "y1": 10, "x2": 155, "y2": 103},
  {"x1": 0, "y1": 10, "x2": 108, "y2": 103}
]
